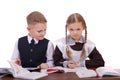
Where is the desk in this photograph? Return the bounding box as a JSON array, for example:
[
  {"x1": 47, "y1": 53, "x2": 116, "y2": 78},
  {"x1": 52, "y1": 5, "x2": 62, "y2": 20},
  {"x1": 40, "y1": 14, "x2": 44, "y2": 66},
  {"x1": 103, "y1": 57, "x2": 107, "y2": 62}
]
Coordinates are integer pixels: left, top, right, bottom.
[{"x1": 1, "y1": 72, "x2": 120, "y2": 80}]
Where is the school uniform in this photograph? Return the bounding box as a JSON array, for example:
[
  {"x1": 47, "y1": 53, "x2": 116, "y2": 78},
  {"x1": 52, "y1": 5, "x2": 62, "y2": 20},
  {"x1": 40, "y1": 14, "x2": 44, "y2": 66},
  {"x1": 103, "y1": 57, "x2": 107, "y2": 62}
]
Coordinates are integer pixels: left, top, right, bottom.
[
  {"x1": 11, "y1": 35, "x2": 54, "y2": 68},
  {"x1": 53, "y1": 35, "x2": 105, "y2": 68}
]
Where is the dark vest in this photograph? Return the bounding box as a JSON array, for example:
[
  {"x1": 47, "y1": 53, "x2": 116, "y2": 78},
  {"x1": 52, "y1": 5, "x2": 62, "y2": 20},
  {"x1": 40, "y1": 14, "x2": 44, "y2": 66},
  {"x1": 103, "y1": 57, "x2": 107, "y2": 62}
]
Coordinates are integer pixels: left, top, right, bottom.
[{"x1": 18, "y1": 36, "x2": 49, "y2": 67}]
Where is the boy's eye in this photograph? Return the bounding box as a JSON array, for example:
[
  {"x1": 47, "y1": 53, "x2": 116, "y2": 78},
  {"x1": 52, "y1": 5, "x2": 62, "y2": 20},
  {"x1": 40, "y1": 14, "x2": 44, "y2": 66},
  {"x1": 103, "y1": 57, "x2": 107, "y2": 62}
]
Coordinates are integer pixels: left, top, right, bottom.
[
  {"x1": 38, "y1": 30, "x2": 42, "y2": 33},
  {"x1": 70, "y1": 29, "x2": 73, "y2": 31},
  {"x1": 37, "y1": 29, "x2": 46, "y2": 33},
  {"x1": 43, "y1": 29, "x2": 46, "y2": 32}
]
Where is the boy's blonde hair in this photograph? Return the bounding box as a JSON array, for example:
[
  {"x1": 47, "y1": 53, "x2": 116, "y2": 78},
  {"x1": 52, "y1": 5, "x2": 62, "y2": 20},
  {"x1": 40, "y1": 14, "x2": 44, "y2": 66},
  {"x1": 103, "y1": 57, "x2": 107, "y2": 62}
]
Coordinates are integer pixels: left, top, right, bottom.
[
  {"x1": 66, "y1": 13, "x2": 87, "y2": 59},
  {"x1": 26, "y1": 11, "x2": 47, "y2": 25}
]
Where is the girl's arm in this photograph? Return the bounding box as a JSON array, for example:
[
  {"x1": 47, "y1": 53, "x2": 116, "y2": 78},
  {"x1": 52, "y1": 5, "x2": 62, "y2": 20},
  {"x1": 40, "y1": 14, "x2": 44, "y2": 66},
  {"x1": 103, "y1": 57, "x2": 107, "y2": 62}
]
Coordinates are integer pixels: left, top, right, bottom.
[
  {"x1": 53, "y1": 46, "x2": 65, "y2": 67},
  {"x1": 85, "y1": 47, "x2": 105, "y2": 68}
]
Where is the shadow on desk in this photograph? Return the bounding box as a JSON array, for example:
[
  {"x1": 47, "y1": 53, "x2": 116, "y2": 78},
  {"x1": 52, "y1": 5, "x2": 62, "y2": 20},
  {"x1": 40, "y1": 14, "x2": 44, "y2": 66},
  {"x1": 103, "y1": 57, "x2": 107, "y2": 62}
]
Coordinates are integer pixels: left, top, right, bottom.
[{"x1": 1, "y1": 72, "x2": 120, "y2": 80}]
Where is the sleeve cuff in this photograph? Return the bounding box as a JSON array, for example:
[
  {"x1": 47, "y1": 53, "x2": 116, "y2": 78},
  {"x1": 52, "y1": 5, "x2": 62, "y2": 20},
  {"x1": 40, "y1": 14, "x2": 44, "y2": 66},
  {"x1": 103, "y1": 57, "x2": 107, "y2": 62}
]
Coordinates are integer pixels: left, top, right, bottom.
[
  {"x1": 47, "y1": 61, "x2": 54, "y2": 68},
  {"x1": 63, "y1": 61, "x2": 68, "y2": 68}
]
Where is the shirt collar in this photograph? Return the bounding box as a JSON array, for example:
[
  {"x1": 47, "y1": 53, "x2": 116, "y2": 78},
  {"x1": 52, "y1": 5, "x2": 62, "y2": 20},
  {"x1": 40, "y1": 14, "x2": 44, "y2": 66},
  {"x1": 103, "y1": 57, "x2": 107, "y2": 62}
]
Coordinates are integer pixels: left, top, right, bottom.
[
  {"x1": 27, "y1": 34, "x2": 39, "y2": 44},
  {"x1": 67, "y1": 35, "x2": 84, "y2": 45}
]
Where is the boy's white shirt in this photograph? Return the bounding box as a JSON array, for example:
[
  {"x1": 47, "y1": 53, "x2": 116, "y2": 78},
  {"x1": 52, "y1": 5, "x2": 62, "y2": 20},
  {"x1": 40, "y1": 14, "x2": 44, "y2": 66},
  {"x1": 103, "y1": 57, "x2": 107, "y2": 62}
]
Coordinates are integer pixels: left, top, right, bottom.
[{"x1": 11, "y1": 35, "x2": 54, "y2": 67}]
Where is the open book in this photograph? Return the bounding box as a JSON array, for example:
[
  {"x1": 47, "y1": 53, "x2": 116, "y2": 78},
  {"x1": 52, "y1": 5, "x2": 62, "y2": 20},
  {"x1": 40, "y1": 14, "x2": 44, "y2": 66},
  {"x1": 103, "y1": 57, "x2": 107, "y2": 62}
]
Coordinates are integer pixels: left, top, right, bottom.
[
  {"x1": 76, "y1": 67, "x2": 120, "y2": 78},
  {"x1": 0, "y1": 73, "x2": 8, "y2": 78},
  {"x1": 0, "y1": 68, "x2": 11, "y2": 78},
  {"x1": 8, "y1": 61, "x2": 48, "y2": 79}
]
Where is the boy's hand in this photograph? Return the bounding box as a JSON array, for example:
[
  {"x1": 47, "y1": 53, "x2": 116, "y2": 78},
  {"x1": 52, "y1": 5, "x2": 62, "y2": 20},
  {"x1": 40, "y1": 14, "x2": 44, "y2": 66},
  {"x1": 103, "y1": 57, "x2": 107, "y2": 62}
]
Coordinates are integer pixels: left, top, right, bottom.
[
  {"x1": 14, "y1": 59, "x2": 21, "y2": 65},
  {"x1": 37, "y1": 63, "x2": 49, "y2": 69}
]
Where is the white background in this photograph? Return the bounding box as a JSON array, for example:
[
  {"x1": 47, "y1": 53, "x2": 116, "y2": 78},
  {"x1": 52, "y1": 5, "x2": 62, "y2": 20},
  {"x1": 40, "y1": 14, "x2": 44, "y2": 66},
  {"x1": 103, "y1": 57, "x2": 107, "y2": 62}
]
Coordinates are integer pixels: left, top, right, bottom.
[{"x1": 0, "y1": 0, "x2": 120, "y2": 68}]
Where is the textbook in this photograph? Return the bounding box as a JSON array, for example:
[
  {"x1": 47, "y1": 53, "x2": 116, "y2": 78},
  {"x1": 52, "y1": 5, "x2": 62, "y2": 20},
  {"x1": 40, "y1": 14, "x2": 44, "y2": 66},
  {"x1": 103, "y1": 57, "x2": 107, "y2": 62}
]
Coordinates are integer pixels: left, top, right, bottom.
[
  {"x1": 0, "y1": 73, "x2": 8, "y2": 78},
  {"x1": 8, "y1": 61, "x2": 48, "y2": 79},
  {"x1": 76, "y1": 67, "x2": 120, "y2": 78},
  {"x1": 0, "y1": 68, "x2": 11, "y2": 78}
]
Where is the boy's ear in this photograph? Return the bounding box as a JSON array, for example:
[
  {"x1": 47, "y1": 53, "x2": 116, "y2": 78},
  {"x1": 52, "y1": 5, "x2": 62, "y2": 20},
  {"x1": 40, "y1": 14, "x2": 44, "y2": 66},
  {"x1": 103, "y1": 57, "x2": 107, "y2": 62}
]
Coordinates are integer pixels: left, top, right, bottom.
[{"x1": 27, "y1": 26, "x2": 30, "y2": 31}]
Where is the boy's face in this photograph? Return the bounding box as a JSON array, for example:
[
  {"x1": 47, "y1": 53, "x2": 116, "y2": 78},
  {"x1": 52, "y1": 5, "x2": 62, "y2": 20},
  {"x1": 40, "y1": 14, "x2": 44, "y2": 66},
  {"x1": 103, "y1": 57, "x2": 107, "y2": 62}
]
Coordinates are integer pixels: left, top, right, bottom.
[
  {"x1": 67, "y1": 22, "x2": 84, "y2": 42},
  {"x1": 27, "y1": 23, "x2": 47, "y2": 40}
]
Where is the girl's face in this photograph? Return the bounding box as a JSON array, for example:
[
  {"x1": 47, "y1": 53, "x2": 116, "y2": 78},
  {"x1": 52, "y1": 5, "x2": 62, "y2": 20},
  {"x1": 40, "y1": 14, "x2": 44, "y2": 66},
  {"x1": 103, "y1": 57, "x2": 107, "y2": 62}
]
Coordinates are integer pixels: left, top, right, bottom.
[
  {"x1": 67, "y1": 22, "x2": 84, "y2": 42},
  {"x1": 27, "y1": 23, "x2": 47, "y2": 40}
]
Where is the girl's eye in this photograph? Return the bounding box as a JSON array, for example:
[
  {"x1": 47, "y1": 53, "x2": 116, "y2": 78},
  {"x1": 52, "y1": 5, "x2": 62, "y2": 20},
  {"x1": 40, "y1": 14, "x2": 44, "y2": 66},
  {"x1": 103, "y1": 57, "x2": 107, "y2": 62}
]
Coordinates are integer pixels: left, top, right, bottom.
[{"x1": 77, "y1": 28, "x2": 81, "y2": 31}]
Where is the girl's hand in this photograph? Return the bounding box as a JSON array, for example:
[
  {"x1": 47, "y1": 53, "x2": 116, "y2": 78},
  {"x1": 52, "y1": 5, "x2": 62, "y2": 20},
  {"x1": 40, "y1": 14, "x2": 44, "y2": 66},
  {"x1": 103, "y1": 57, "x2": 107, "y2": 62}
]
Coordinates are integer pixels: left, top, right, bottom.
[
  {"x1": 67, "y1": 61, "x2": 80, "y2": 68},
  {"x1": 67, "y1": 61, "x2": 76, "y2": 69},
  {"x1": 37, "y1": 63, "x2": 49, "y2": 69}
]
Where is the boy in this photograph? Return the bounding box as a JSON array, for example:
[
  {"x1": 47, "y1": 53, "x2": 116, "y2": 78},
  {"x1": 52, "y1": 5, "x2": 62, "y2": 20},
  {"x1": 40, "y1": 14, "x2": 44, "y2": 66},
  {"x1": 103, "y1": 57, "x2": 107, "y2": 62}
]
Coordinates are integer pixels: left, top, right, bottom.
[{"x1": 11, "y1": 11, "x2": 54, "y2": 69}]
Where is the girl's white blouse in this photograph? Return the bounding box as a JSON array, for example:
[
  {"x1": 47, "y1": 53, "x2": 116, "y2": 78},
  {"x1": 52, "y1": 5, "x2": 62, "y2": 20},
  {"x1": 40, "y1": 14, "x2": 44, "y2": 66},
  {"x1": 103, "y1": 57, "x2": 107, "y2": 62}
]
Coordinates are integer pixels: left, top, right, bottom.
[{"x1": 54, "y1": 35, "x2": 95, "y2": 67}]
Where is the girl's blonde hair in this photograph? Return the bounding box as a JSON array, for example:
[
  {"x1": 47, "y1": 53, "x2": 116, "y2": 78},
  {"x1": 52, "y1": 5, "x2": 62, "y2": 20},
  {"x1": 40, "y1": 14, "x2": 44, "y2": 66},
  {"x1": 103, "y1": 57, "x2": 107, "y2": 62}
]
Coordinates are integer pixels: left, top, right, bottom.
[{"x1": 66, "y1": 13, "x2": 87, "y2": 59}]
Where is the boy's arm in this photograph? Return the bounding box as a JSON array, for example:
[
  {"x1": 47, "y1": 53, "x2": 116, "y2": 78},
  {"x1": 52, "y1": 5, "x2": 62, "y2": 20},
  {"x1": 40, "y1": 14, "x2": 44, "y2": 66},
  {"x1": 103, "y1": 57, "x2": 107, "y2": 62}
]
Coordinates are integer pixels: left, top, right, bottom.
[
  {"x1": 85, "y1": 47, "x2": 105, "y2": 68},
  {"x1": 46, "y1": 41, "x2": 54, "y2": 67},
  {"x1": 11, "y1": 40, "x2": 21, "y2": 65}
]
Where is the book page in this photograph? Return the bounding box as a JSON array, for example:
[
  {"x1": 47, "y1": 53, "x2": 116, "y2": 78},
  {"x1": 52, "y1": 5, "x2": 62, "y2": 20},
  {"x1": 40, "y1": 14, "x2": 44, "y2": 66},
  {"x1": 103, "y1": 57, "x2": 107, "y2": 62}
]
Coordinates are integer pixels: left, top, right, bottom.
[
  {"x1": 76, "y1": 69, "x2": 97, "y2": 78},
  {"x1": 96, "y1": 67, "x2": 120, "y2": 77},
  {"x1": 63, "y1": 67, "x2": 87, "y2": 72},
  {"x1": 8, "y1": 61, "x2": 30, "y2": 76},
  {"x1": 8, "y1": 61, "x2": 48, "y2": 79},
  {"x1": 16, "y1": 72, "x2": 47, "y2": 79},
  {"x1": 42, "y1": 66, "x2": 88, "y2": 73},
  {"x1": 0, "y1": 68, "x2": 10, "y2": 73}
]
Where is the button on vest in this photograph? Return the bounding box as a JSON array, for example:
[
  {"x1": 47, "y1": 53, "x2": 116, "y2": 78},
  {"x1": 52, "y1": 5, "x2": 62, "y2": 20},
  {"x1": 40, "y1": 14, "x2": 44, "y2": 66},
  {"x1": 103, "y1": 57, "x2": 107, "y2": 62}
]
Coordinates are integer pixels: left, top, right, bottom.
[{"x1": 30, "y1": 39, "x2": 35, "y2": 52}]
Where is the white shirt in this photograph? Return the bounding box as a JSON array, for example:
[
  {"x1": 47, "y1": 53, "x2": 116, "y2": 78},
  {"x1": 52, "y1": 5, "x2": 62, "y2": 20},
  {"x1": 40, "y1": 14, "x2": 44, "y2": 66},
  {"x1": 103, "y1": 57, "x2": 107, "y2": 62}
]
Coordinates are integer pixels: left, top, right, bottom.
[{"x1": 11, "y1": 35, "x2": 54, "y2": 67}]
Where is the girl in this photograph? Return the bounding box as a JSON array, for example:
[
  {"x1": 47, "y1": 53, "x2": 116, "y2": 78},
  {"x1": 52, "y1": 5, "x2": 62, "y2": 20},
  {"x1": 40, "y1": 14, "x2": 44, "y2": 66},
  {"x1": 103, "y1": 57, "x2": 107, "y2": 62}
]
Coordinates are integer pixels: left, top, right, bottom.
[{"x1": 53, "y1": 13, "x2": 105, "y2": 69}]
